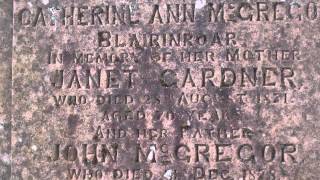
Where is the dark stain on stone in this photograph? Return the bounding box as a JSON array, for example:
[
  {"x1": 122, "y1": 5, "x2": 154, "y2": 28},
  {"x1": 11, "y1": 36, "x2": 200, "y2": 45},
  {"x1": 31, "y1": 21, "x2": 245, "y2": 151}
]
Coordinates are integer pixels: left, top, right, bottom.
[{"x1": 67, "y1": 114, "x2": 80, "y2": 135}]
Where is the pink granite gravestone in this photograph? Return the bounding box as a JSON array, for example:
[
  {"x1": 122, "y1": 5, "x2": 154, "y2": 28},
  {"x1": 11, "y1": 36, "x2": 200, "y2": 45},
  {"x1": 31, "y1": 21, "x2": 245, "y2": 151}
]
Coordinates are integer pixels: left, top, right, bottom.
[{"x1": 0, "y1": 0, "x2": 319, "y2": 179}]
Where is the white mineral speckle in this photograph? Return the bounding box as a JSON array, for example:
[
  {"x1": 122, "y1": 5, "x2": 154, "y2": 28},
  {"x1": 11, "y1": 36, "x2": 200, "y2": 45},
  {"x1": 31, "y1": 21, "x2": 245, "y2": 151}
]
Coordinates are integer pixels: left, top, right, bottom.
[
  {"x1": 0, "y1": 154, "x2": 11, "y2": 165},
  {"x1": 186, "y1": 120, "x2": 191, "y2": 126},
  {"x1": 147, "y1": 145, "x2": 156, "y2": 161},
  {"x1": 31, "y1": 145, "x2": 38, "y2": 151},
  {"x1": 27, "y1": 2, "x2": 33, "y2": 7},
  {"x1": 195, "y1": 0, "x2": 206, "y2": 9},
  {"x1": 41, "y1": 0, "x2": 50, "y2": 5},
  {"x1": 164, "y1": 169, "x2": 173, "y2": 179}
]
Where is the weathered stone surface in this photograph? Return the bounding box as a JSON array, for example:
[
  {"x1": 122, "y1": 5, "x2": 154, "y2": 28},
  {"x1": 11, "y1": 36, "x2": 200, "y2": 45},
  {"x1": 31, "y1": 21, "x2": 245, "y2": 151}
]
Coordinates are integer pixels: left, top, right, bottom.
[
  {"x1": 8, "y1": 0, "x2": 320, "y2": 179},
  {"x1": 0, "y1": 0, "x2": 12, "y2": 179}
]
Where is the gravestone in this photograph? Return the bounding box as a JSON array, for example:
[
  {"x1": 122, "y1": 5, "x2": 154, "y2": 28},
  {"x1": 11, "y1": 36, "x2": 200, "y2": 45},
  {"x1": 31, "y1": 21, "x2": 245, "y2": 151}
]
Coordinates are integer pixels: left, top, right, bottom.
[{"x1": 2, "y1": 0, "x2": 320, "y2": 179}]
